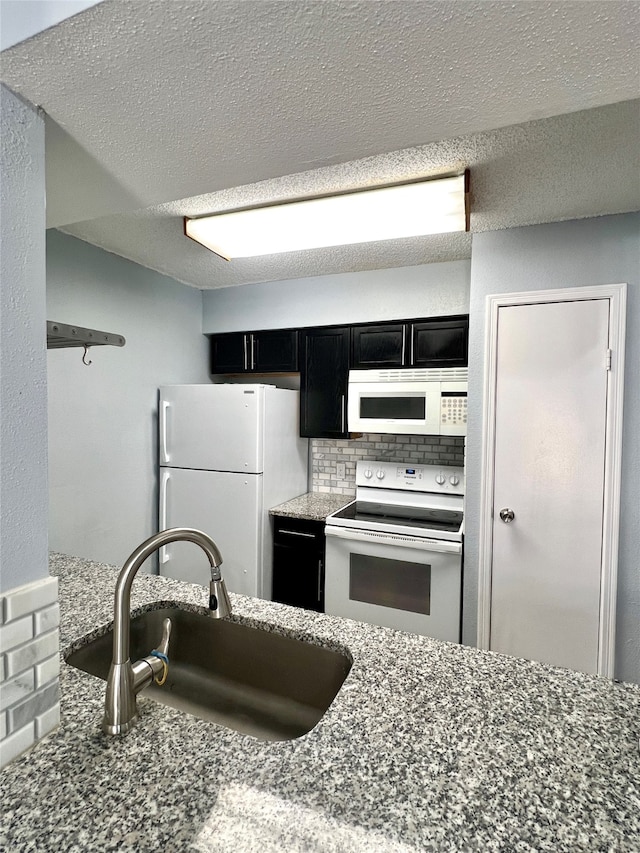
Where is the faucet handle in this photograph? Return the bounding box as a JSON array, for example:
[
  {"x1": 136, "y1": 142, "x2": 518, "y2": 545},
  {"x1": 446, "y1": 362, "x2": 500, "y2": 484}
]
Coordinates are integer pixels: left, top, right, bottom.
[
  {"x1": 156, "y1": 617, "x2": 172, "y2": 657},
  {"x1": 131, "y1": 617, "x2": 172, "y2": 693}
]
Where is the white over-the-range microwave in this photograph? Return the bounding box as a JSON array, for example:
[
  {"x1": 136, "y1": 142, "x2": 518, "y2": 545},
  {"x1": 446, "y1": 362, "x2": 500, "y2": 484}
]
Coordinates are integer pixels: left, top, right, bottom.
[{"x1": 347, "y1": 368, "x2": 468, "y2": 436}]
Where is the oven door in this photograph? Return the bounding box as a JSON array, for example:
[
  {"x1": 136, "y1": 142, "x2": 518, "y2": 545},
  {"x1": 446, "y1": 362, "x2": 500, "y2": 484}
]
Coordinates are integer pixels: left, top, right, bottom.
[{"x1": 324, "y1": 526, "x2": 462, "y2": 642}]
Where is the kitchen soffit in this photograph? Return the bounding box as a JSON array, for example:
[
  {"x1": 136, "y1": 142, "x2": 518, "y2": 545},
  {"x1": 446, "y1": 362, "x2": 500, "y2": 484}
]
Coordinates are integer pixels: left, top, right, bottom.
[{"x1": 1, "y1": 0, "x2": 639, "y2": 288}]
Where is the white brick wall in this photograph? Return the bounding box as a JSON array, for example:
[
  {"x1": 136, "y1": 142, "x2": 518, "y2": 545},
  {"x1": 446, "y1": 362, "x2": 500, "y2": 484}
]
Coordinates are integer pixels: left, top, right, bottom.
[
  {"x1": 0, "y1": 576, "x2": 60, "y2": 768},
  {"x1": 311, "y1": 433, "x2": 465, "y2": 494}
]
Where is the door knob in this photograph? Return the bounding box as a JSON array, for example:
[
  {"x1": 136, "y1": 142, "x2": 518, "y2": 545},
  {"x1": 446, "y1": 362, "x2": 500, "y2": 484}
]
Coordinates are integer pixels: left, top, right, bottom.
[{"x1": 499, "y1": 508, "x2": 515, "y2": 523}]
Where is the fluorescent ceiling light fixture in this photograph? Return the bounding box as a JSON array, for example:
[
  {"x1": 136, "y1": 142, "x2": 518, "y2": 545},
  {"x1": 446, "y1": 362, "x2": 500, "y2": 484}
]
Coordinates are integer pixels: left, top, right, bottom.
[{"x1": 184, "y1": 171, "x2": 470, "y2": 260}]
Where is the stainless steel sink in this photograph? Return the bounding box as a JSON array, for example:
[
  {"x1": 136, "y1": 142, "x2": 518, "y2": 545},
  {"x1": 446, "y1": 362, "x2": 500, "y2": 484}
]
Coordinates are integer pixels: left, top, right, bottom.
[{"x1": 66, "y1": 607, "x2": 352, "y2": 741}]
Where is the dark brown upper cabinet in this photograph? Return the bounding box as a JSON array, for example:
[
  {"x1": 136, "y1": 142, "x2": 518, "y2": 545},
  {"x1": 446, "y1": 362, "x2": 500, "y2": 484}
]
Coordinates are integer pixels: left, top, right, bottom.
[
  {"x1": 300, "y1": 327, "x2": 350, "y2": 438},
  {"x1": 411, "y1": 315, "x2": 469, "y2": 368},
  {"x1": 252, "y1": 329, "x2": 298, "y2": 372},
  {"x1": 351, "y1": 315, "x2": 469, "y2": 370},
  {"x1": 210, "y1": 329, "x2": 298, "y2": 374},
  {"x1": 350, "y1": 323, "x2": 408, "y2": 368},
  {"x1": 210, "y1": 332, "x2": 246, "y2": 373}
]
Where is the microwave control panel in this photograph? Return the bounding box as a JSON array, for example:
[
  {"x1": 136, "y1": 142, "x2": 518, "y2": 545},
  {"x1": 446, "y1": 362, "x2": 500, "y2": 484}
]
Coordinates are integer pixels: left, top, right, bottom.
[{"x1": 440, "y1": 393, "x2": 467, "y2": 436}]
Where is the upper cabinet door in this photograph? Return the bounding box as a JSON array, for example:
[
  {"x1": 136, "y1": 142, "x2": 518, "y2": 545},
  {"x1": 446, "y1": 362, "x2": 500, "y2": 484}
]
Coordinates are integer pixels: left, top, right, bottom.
[
  {"x1": 210, "y1": 332, "x2": 247, "y2": 373},
  {"x1": 412, "y1": 315, "x2": 469, "y2": 368},
  {"x1": 351, "y1": 323, "x2": 408, "y2": 368},
  {"x1": 252, "y1": 329, "x2": 298, "y2": 372},
  {"x1": 300, "y1": 327, "x2": 350, "y2": 438}
]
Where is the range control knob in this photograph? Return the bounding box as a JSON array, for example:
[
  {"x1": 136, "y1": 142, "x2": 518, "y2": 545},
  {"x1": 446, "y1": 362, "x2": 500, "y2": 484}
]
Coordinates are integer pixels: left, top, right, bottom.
[
  {"x1": 376, "y1": 469, "x2": 385, "y2": 480},
  {"x1": 449, "y1": 475, "x2": 460, "y2": 486},
  {"x1": 435, "y1": 473, "x2": 446, "y2": 485},
  {"x1": 363, "y1": 469, "x2": 373, "y2": 479}
]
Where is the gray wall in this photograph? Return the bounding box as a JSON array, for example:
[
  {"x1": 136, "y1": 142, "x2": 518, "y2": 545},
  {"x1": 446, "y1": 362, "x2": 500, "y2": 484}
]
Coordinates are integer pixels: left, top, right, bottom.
[
  {"x1": 0, "y1": 85, "x2": 48, "y2": 593},
  {"x1": 202, "y1": 260, "x2": 471, "y2": 332},
  {"x1": 0, "y1": 1, "x2": 101, "y2": 51},
  {"x1": 464, "y1": 212, "x2": 640, "y2": 684},
  {"x1": 47, "y1": 231, "x2": 210, "y2": 569}
]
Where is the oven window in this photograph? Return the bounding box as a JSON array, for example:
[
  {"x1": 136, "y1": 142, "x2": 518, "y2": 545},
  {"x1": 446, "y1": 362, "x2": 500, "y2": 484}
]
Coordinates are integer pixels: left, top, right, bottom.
[
  {"x1": 349, "y1": 553, "x2": 431, "y2": 615},
  {"x1": 359, "y1": 395, "x2": 425, "y2": 420}
]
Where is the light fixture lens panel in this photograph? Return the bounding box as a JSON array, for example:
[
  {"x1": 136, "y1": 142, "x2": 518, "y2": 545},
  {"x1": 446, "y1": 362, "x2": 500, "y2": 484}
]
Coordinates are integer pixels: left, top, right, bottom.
[{"x1": 186, "y1": 174, "x2": 467, "y2": 259}]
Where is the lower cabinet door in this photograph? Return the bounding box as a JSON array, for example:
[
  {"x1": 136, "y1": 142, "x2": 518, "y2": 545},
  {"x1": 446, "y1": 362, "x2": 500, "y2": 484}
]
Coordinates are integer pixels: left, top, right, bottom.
[{"x1": 272, "y1": 543, "x2": 323, "y2": 612}]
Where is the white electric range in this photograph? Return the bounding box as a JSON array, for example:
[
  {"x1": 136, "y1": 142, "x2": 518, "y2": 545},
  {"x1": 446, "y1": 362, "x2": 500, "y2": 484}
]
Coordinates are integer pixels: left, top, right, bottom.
[{"x1": 324, "y1": 460, "x2": 464, "y2": 641}]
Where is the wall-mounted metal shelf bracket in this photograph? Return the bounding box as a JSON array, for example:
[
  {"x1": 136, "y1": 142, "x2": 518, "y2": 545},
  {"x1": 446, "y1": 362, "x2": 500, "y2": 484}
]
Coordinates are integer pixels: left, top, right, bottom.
[{"x1": 47, "y1": 321, "x2": 126, "y2": 351}]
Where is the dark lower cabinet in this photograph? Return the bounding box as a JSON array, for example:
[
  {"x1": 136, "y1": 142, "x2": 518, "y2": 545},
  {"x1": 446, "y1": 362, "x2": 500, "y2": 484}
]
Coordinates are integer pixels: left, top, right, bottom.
[
  {"x1": 300, "y1": 327, "x2": 350, "y2": 438},
  {"x1": 272, "y1": 517, "x2": 325, "y2": 612}
]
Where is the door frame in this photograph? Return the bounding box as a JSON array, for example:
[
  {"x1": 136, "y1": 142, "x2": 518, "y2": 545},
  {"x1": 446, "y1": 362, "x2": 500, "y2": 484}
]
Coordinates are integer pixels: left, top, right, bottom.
[{"x1": 477, "y1": 283, "x2": 627, "y2": 677}]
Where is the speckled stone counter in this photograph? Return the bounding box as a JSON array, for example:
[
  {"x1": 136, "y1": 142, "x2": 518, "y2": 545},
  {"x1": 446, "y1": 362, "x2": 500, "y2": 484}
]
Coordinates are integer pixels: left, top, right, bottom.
[
  {"x1": 270, "y1": 492, "x2": 352, "y2": 521},
  {"x1": 1, "y1": 554, "x2": 639, "y2": 852}
]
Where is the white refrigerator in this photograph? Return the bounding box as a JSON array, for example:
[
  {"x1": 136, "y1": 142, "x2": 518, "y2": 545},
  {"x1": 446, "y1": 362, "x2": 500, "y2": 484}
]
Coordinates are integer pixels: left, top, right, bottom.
[{"x1": 158, "y1": 384, "x2": 308, "y2": 598}]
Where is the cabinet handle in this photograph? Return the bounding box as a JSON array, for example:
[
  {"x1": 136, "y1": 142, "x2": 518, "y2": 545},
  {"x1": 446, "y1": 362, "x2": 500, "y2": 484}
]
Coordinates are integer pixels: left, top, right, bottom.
[
  {"x1": 243, "y1": 335, "x2": 248, "y2": 371},
  {"x1": 278, "y1": 529, "x2": 316, "y2": 538},
  {"x1": 317, "y1": 558, "x2": 323, "y2": 602},
  {"x1": 410, "y1": 324, "x2": 414, "y2": 363},
  {"x1": 250, "y1": 333, "x2": 255, "y2": 370},
  {"x1": 341, "y1": 394, "x2": 346, "y2": 434},
  {"x1": 401, "y1": 326, "x2": 406, "y2": 364}
]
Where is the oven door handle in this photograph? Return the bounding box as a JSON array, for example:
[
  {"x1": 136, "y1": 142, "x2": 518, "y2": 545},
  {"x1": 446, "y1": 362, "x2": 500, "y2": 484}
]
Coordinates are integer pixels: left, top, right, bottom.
[{"x1": 325, "y1": 525, "x2": 462, "y2": 554}]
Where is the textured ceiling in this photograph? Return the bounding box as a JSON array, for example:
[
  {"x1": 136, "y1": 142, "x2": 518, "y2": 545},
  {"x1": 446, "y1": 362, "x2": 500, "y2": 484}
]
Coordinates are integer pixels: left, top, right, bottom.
[
  {"x1": 1, "y1": 0, "x2": 639, "y2": 288},
  {"x1": 61, "y1": 100, "x2": 640, "y2": 288}
]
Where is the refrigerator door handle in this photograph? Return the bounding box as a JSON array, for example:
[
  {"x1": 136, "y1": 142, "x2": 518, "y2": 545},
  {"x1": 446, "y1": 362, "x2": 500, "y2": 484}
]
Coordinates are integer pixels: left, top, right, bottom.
[
  {"x1": 160, "y1": 401, "x2": 171, "y2": 464},
  {"x1": 159, "y1": 470, "x2": 171, "y2": 564}
]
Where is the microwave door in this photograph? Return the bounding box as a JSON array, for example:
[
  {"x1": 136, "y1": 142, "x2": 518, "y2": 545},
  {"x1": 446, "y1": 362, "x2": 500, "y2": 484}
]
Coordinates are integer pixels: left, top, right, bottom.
[{"x1": 348, "y1": 382, "x2": 441, "y2": 434}]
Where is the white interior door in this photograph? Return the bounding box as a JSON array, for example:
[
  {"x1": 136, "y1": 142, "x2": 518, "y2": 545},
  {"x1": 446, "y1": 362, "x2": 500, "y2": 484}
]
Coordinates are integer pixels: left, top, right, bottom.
[{"x1": 489, "y1": 298, "x2": 611, "y2": 674}]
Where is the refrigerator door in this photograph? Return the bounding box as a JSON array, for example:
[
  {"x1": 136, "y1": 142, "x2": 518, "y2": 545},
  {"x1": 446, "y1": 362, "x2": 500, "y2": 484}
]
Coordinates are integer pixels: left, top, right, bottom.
[
  {"x1": 159, "y1": 384, "x2": 265, "y2": 474},
  {"x1": 159, "y1": 467, "x2": 262, "y2": 596}
]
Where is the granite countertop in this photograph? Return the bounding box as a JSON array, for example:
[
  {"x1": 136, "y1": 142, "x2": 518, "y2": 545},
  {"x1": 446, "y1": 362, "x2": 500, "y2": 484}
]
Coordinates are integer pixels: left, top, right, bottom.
[
  {"x1": 270, "y1": 492, "x2": 352, "y2": 521},
  {"x1": 1, "y1": 555, "x2": 639, "y2": 852}
]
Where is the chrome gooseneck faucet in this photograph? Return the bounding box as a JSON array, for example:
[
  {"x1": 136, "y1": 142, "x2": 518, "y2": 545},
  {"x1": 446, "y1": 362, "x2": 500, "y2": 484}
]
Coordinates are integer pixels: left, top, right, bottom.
[{"x1": 102, "y1": 527, "x2": 229, "y2": 735}]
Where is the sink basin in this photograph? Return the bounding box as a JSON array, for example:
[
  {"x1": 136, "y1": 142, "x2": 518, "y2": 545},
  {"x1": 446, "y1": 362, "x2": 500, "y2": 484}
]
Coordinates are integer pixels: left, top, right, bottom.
[{"x1": 66, "y1": 607, "x2": 352, "y2": 741}]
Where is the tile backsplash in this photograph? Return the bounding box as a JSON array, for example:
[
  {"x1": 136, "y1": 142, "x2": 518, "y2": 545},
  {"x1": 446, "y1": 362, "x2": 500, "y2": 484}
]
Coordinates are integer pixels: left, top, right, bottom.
[
  {"x1": 0, "y1": 576, "x2": 60, "y2": 768},
  {"x1": 311, "y1": 434, "x2": 465, "y2": 494}
]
